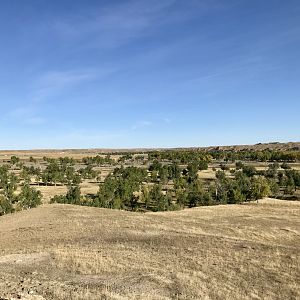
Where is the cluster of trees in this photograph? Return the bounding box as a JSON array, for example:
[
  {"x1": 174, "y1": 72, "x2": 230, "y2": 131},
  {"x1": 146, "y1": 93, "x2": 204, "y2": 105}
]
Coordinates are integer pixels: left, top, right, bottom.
[
  {"x1": 208, "y1": 149, "x2": 300, "y2": 162},
  {"x1": 78, "y1": 165, "x2": 99, "y2": 180},
  {"x1": 51, "y1": 158, "x2": 300, "y2": 212},
  {"x1": 82, "y1": 155, "x2": 115, "y2": 166},
  {"x1": 29, "y1": 156, "x2": 103, "y2": 186},
  {"x1": 236, "y1": 162, "x2": 300, "y2": 194},
  {"x1": 50, "y1": 185, "x2": 81, "y2": 205},
  {"x1": 51, "y1": 166, "x2": 178, "y2": 211},
  {"x1": 148, "y1": 150, "x2": 212, "y2": 164},
  {"x1": 148, "y1": 160, "x2": 181, "y2": 183},
  {"x1": 0, "y1": 165, "x2": 41, "y2": 216},
  {"x1": 147, "y1": 149, "x2": 300, "y2": 163},
  {"x1": 214, "y1": 171, "x2": 273, "y2": 203},
  {"x1": 41, "y1": 159, "x2": 82, "y2": 186}
]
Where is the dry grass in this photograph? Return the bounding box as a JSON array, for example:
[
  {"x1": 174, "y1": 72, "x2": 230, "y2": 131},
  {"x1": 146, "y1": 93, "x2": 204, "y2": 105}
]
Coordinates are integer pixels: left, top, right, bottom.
[
  {"x1": 34, "y1": 180, "x2": 100, "y2": 203},
  {"x1": 35, "y1": 185, "x2": 68, "y2": 203},
  {"x1": 0, "y1": 199, "x2": 299, "y2": 299},
  {"x1": 0, "y1": 149, "x2": 122, "y2": 161},
  {"x1": 198, "y1": 169, "x2": 216, "y2": 180}
]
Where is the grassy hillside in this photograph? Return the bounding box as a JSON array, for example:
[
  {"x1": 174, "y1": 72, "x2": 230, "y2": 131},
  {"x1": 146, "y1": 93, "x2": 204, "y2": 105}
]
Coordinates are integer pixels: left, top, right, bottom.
[{"x1": 0, "y1": 199, "x2": 299, "y2": 299}]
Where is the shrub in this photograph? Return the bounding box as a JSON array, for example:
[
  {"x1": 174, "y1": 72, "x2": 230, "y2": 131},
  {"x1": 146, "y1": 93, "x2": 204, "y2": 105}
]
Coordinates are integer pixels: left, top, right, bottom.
[
  {"x1": 220, "y1": 164, "x2": 230, "y2": 171},
  {"x1": 281, "y1": 162, "x2": 291, "y2": 170},
  {"x1": 0, "y1": 195, "x2": 14, "y2": 215},
  {"x1": 17, "y1": 184, "x2": 42, "y2": 209},
  {"x1": 235, "y1": 161, "x2": 244, "y2": 170},
  {"x1": 242, "y1": 165, "x2": 257, "y2": 177}
]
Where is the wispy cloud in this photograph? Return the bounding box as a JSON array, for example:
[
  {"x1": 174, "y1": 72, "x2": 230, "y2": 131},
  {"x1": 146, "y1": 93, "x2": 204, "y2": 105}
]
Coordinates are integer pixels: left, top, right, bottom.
[
  {"x1": 7, "y1": 106, "x2": 45, "y2": 126},
  {"x1": 7, "y1": 66, "x2": 112, "y2": 125},
  {"x1": 51, "y1": 0, "x2": 182, "y2": 49},
  {"x1": 131, "y1": 120, "x2": 152, "y2": 131},
  {"x1": 24, "y1": 117, "x2": 46, "y2": 125},
  {"x1": 189, "y1": 65, "x2": 255, "y2": 83},
  {"x1": 130, "y1": 117, "x2": 172, "y2": 131},
  {"x1": 186, "y1": 54, "x2": 284, "y2": 88},
  {"x1": 8, "y1": 107, "x2": 33, "y2": 119},
  {"x1": 37, "y1": 70, "x2": 94, "y2": 87},
  {"x1": 162, "y1": 117, "x2": 171, "y2": 124},
  {"x1": 30, "y1": 68, "x2": 111, "y2": 102}
]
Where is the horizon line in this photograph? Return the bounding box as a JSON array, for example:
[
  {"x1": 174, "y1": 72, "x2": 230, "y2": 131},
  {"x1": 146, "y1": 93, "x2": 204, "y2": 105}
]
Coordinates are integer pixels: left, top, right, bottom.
[{"x1": 0, "y1": 141, "x2": 299, "y2": 152}]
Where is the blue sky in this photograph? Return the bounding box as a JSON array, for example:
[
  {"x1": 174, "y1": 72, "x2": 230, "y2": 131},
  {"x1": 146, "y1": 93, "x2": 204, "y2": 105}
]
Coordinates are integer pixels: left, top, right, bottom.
[{"x1": 0, "y1": 0, "x2": 299, "y2": 149}]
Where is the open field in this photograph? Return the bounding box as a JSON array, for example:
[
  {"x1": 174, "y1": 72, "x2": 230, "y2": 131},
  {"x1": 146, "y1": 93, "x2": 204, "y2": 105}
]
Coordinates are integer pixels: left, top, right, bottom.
[
  {"x1": 0, "y1": 199, "x2": 299, "y2": 299},
  {"x1": 0, "y1": 141, "x2": 299, "y2": 161}
]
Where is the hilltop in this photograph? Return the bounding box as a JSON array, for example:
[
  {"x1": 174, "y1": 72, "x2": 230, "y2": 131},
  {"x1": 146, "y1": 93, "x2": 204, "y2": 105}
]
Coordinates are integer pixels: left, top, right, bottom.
[{"x1": 0, "y1": 199, "x2": 299, "y2": 299}]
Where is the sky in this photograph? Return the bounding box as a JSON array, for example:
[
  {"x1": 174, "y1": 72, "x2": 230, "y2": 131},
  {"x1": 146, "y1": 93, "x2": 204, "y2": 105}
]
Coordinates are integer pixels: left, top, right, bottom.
[{"x1": 0, "y1": 0, "x2": 299, "y2": 149}]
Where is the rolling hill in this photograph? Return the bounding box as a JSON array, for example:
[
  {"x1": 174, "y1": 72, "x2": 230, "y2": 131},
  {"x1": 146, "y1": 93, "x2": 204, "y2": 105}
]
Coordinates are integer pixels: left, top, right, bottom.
[{"x1": 0, "y1": 199, "x2": 299, "y2": 299}]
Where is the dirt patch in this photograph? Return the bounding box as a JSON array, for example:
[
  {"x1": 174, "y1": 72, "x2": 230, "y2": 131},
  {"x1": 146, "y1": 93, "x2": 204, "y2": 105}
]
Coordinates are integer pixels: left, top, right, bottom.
[{"x1": 0, "y1": 252, "x2": 50, "y2": 265}]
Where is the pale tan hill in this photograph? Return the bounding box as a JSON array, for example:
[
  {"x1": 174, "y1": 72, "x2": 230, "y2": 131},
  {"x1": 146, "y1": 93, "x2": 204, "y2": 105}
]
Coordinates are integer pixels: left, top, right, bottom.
[
  {"x1": 0, "y1": 199, "x2": 299, "y2": 299},
  {"x1": 202, "y1": 141, "x2": 300, "y2": 151}
]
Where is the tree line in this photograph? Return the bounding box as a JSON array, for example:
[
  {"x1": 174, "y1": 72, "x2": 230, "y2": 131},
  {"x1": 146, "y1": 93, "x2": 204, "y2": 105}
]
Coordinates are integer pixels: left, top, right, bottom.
[
  {"x1": 1, "y1": 149, "x2": 300, "y2": 216},
  {"x1": 51, "y1": 159, "x2": 300, "y2": 211},
  {"x1": 148, "y1": 149, "x2": 300, "y2": 163}
]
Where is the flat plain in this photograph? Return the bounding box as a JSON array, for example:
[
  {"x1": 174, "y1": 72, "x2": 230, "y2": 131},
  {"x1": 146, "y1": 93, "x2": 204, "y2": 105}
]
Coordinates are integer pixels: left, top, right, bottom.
[{"x1": 0, "y1": 199, "x2": 299, "y2": 299}]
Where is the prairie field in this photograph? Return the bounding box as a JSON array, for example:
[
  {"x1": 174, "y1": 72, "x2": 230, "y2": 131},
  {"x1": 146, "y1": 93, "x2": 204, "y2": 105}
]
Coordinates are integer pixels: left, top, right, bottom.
[{"x1": 0, "y1": 199, "x2": 299, "y2": 300}]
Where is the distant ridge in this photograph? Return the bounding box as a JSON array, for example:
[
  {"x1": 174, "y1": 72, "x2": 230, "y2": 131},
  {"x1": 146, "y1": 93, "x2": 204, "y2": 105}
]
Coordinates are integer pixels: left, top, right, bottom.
[{"x1": 0, "y1": 141, "x2": 299, "y2": 155}]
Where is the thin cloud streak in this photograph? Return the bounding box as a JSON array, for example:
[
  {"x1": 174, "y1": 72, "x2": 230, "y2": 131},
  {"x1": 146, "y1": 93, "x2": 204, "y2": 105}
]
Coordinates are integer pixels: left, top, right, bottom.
[
  {"x1": 6, "y1": 106, "x2": 45, "y2": 126},
  {"x1": 131, "y1": 120, "x2": 152, "y2": 131},
  {"x1": 30, "y1": 68, "x2": 115, "y2": 102},
  {"x1": 49, "y1": 0, "x2": 207, "y2": 50}
]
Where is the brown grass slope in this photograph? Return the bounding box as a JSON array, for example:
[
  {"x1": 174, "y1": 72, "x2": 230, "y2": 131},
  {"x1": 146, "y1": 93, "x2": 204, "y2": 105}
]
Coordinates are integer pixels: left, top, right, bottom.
[{"x1": 0, "y1": 199, "x2": 299, "y2": 300}]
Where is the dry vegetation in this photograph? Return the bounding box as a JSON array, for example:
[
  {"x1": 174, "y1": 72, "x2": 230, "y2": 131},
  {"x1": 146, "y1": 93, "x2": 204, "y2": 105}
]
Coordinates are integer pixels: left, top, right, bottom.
[{"x1": 0, "y1": 199, "x2": 299, "y2": 299}]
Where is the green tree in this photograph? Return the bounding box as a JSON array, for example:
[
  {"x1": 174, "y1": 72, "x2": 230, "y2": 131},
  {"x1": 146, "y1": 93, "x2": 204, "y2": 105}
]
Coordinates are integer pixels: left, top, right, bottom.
[
  {"x1": 284, "y1": 177, "x2": 295, "y2": 195},
  {"x1": 10, "y1": 156, "x2": 20, "y2": 168},
  {"x1": 149, "y1": 184, "x2": 168, "y2": 211},
  {"x1": 159, "y1": 166, "x2": 168, "y2": 184},
  {"x1": 281, "y1": 162, "x2": 291, "y2": 170},
  {"x1": 187, "y1": 161, "x2": 198, "y2": 181},
  {"x1": 198, "y1": 160, "x2": 208, "y2": 171},
  {"x1": 235, "y1": 161, "x2": 244, "y2": 170},
  {"x1": 174, "y1": 177, "x2": 188, "y2": 207},
  {"x1": 0, "y1": 195, "x2": 14, "y2": 215},
  {"x1": 215, "y1": 171, "x2": 228, "y2": 203},
  {"x1": 235, "y1": 171, "x2": 251, "y2": 200},
  {"x1": 227, "y1": 185, "x2": 245, "y2": 204},
  {"x1": 167, "y1": 163, "x2": 181, "y2": 180},
  {"x1": 20, "y1": 168, "x2": 31, "y2": 184},
  {"x1": 0, "y1": 167, "x2": 18, "y2": 202},
  {"x1": 242, "y1": 165, "x2": 257, "y2": 177},
  {"x1": 267, "y1": 178, "x2": 280, "y2": 197},
  {"x1": 17, "y1": 184, "x2": 42, "y2": 209},
  {"x1": 29, "y1": 156, "x2": 36, "y2": 163},
  {"x1": 140, "y1": 186, "x2": 151, "y2": 209},
  {"x1": 66, "y1": 185, "x2": 81, "y2": 204},
  {"x1": 251, "y1": 176, "x2": 271, "y2": 200},
  {"x1": 187, "y1": 180, "x2": 205, "y2": 207}
]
